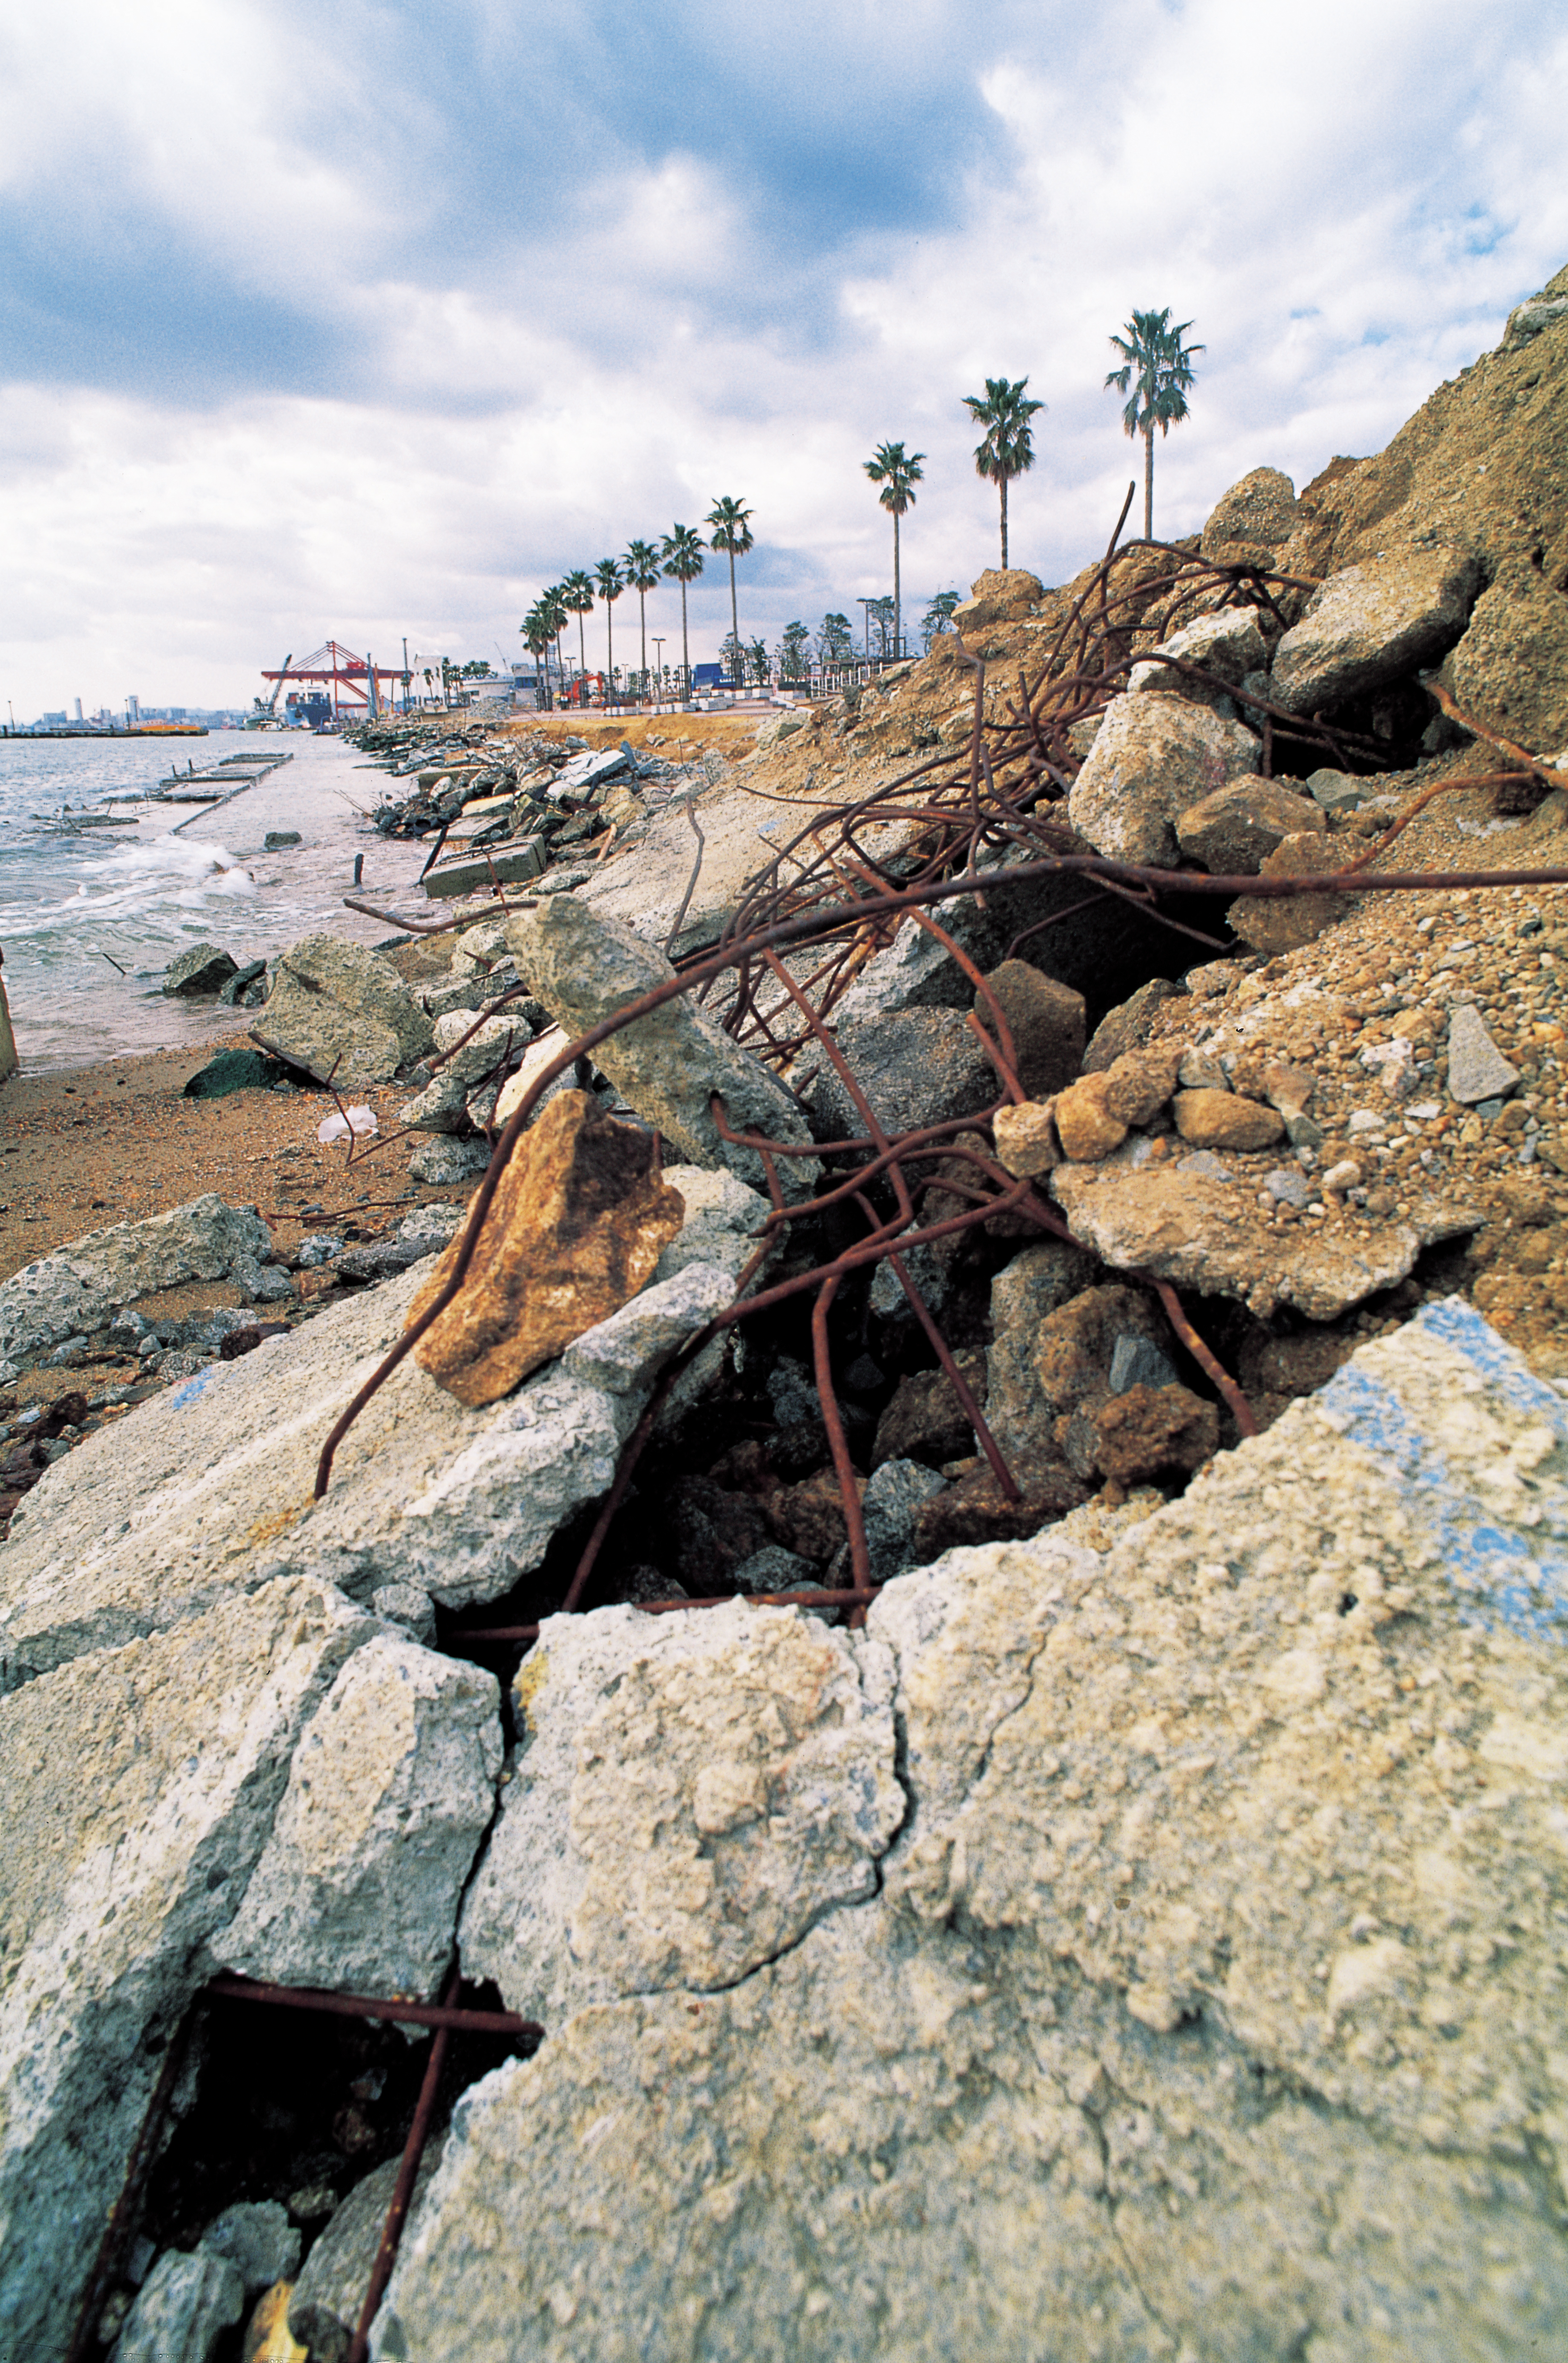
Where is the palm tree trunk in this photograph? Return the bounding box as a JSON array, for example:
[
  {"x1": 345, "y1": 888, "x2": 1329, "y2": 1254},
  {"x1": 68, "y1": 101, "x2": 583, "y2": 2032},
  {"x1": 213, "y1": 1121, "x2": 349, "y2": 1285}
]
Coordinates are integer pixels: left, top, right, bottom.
[
  {"x1": 893, "y1": 510, "x2": 902, "y2": 661},
  {"x1": 999, "y1": 474, "x2": 1009, "y2": 570},
  {"x1": 1144, "y1": 427, "x2": 1154, "y2": 541},
  {"x1": 728, "y1": 549, "x2": 739, "y2": 681},
  {"x1": 577, "y1": 614, "x2": 587, "y2": 685},
  {"x1": 639, "y1": 594, "x2": 647, "y2": 695},
  {"x1": 680, "y1": 583, "x2": 690, "y2": 698},
  {"x1": 606, "y1": 602, "x2": 614, "y2": 699}
]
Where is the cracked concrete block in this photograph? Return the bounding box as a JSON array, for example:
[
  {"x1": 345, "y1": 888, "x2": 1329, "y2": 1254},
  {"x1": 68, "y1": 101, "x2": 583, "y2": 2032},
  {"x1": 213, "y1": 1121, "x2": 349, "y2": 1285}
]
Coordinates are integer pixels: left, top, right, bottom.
[
  {"x1": 0, "y1": 1193, "x2": 274, "y2": 1365},
  {"x1": 215, "y1": 1635, "x2": 502, "y2": 1999},
  {"x1": 1067, "y1": 692, "x2": 1258, "y2": 867},
  {"x1": 0, "y1": 1579, "x2": 375, "y2": 2362},
  {"x1": 197, "y1": 2198, "x2": 300, "y2": 2295},
  {"x1": 0, "y1": 1241, "x2": 740, "y2": 1686},
  {"x1": 503, "y1": 897, "x2": 821, "y2": 1202},
  {"x1": 376, "y1": 1302, "x2": 1568, "y2": 2358},
  {"x1": 460, "y1": 1600, "x2": 904, "y2": 2022}
]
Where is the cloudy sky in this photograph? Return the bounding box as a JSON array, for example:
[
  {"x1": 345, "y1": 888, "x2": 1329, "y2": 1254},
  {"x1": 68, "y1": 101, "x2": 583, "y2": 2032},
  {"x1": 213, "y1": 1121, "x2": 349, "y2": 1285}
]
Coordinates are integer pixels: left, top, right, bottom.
[{"x1": 2, "y1": 0, "x2": 1565, "y2": 717}]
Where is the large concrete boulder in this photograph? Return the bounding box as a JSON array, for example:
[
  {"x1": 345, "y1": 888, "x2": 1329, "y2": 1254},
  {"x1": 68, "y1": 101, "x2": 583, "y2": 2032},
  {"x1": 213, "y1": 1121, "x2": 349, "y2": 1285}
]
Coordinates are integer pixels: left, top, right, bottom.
[
  {"x1": 253, "y1": 933, "x2": 435, "y2": 1089},
  {"x1": 375, "y1": 1301, "x2": 1568, "y2": 2360},
  {"x1": 1199, "y1": 464, "x2": 1299, "y2": 564},
  {"x1": 951, "y1": 568, "x2": 1042, "y2": 634},
  {"x1": 1438, "y1": 552, "x2": 1568, "y2": 755},
  {"x1": 461, "y1": 1600, "x2": 903, "y2": 2023},
  {"x1": 215, "y1": 1634, "x2": 501, "y2": 1999},
  {"x1": 1126, "y1": 605, "x2": 1266, "y2": 702},
  {"x1": 504, "y1": 898, "x2": 821, "y2": 1202},
  {"x1": 0, "y1": 1193, "x2": 274, "y2": 1366},
  {"x1": 1175, "y1": 774, "x2": 1325, "y2": 873},
  {"x1": 1067, "y1": 693, "x2": 1258, "y2": 866},
  {"x1": 1270, "y1": 546, "x2": 1482, "y2": 715},
  {"x1": 0, "y1": 1577, "x2": 377, "y2": 2362}
]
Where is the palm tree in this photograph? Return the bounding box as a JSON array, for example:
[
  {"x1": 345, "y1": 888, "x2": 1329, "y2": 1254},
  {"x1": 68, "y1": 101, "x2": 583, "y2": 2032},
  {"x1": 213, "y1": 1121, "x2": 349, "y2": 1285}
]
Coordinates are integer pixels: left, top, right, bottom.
[
  {"x1": 962, "y1": 376, "x2": 1044, "y2": 570},
  {"x1": 538, "y1": 584, "x2": 569, "y2": 704},
  {"x1": 560, "y1": 570, "x2": 595, "y2": 692},
  {"x1": 1105, "y1": 307, "x2": 1204, "y2": 541},
  {"x1": 863, "y1": 441, "x2": 925, "y2": 660},
  {"x1": 660, "y1": 525, "x2": 706, "y2": 697},
  {"x1": 521, "y1": 604, "x2": 554, "y2": 707},
  {"x1": 705, "y1": 496, "x2": 754, "y2": 683},
  {"x1": 593, "y1": 558, "x2": 625, "y2": 698},
  {"x1": 623, "y1": 538, "x2": 662, "y2": 695}
]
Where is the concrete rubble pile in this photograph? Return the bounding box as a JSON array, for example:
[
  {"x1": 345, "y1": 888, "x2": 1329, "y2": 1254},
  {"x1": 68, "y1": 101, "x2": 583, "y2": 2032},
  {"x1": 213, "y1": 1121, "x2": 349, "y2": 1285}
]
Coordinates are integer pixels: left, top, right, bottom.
[{"x1": 1, "y1": 267, "x2": 1568, "y2": 2358}]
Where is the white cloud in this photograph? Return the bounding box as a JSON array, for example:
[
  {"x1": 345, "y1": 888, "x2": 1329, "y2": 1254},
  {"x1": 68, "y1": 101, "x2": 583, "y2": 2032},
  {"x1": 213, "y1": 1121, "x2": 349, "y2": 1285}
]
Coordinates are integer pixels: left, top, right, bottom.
[{"x1": 2, "y1": 0, "x2": 1566, "y2": 713}]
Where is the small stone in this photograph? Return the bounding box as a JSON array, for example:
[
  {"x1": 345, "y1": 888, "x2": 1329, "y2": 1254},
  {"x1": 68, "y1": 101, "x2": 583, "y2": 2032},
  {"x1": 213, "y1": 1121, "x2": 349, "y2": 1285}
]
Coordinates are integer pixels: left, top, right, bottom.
[
  {"x1": 730, "y1": 1546, "x2": 819, "y2": 1595},
  {"x1": 1285, "y1": 1113, "x2": 1324, "y2": 1150},
  {"x1": 1172, "y1": 1090, "x2": 1285, "y2": 1152},
  {"x1": 1264, "y1": 1060, "x2": 1317, "y2": 1119},
  {"x1": 1177, "y1": 1150, "x2": 1234, "y2": 1182},
  {"x1": 198, "y1": 2201, "x2": 301, "y2": 2299},
  {"x1": 407, "y1": 1091, "x2": 685, "y2": 1408},
  {"x1": 293, "y1": 1233, "x2": 344, "y2": 1269},
  {"x1": 1108, "y1": 1334, "x2": 1178, "y2": 1395},
  {"x1": 1177, "y1": 1047, "x2": 1229, "y2": 1091},
  {"x1": 263, "y1": 829, "x2": 302, "y2": 849},
  {"x1": 407, "y1": 1134, "x2": 492, "y2": 1186},
  {"x1": 992, "y1": 1101, "x2": 1060, "y2": 1179},
  {"x1": 1321, "y1": 1160, "x2": 1363, "y2": 1193},
  {"x1": 1101, "y1": 1044, "x2": 1183, "y2": 1128},
  {"x1": 285, "y1": 2185, "x2": 338, "y2": 2223},
  {"x1": 1305, "y1": 768, "x2": 1366, "y2": 814},
  {"x1": 1347, "y1": 1109, "x2": 1387, "y2": 1136},
  {"x1": 1093, "y1": 1383, "x2": 1219, "y2": 1485},
  {"x1": 1446, "y1": 1004, "x2": 1521, "y2": 1105},
  {"x1": 47, "y1": 1335, "x2": 89, "y2": 1367},
  {"x1": 1475, "y1": 1096, "x2": 1506, "y2": 1120},
  {"x1": 1265, "y1": 1167, "x2": 1312, "y2": 1210},
  {"x1": 975, "y1": 962, "x2": 1085, "y2": 1097},
  {"x1": 1081, "y1": 978, "x2": 1185, "y2": 1071},
  {"x1": 1052, "y1": 1075, "x2": 1127, "y2": 1163},
  {"x1": 862, "y1": 1458, "x2": 948, "y2": 1583}
]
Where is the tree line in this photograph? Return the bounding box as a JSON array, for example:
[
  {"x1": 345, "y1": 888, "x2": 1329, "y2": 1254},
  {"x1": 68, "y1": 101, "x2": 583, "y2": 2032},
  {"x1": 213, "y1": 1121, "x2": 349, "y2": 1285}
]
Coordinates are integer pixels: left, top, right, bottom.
[{"x1": 518, "y1": 307, "x2": 1201, "y2": 705}]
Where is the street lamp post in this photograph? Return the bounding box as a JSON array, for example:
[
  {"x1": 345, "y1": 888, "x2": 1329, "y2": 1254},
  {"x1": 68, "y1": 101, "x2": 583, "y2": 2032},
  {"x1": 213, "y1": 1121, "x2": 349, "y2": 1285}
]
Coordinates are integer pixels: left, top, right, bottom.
[
  {"x1": 857, "y1": 598, "x2": 876, "y2": 671},
  {"x1": 651, "y1": 638, "x2": 666, "y2": 713}
]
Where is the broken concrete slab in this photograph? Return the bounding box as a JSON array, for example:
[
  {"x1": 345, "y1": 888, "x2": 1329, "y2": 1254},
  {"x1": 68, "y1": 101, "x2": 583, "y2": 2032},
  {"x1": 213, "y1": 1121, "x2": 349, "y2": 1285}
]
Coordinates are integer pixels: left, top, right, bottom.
[
  {"x1": 1067, "y1": 692, "x2": 1259, "y2": 866},
  {"x1": 400, "y1": 1012, "x2": 533, "y2": 1130},
  {"x1": 0, "y1": 1193, "x2": 274, "y2": 1367},
  {"x1": 504, "y1": 897, "x2": 821, "y2": 1202},
  {"x1": 460, "y1": 1600, "x2": 903, "y2": 2024},
  {"x1": 0, "y1": 1578, "x2": 376, "y2": 2363},
  {"x1": 214, "y1": 1634, "x2": 501, "y2": 1999},
  {"x1": 1270, "y1": 545, "x2": 1482, "y2": 715},
  {"x1": 1050, "y1": 1160, "x2": 1477, "y2": 1320},
  {"x1": 374, "y1": 1302, "x2": 1568, "y2": 2361},
  {"x1": 0, "y1": 1245, "x2": 746, "y2": 1684}
]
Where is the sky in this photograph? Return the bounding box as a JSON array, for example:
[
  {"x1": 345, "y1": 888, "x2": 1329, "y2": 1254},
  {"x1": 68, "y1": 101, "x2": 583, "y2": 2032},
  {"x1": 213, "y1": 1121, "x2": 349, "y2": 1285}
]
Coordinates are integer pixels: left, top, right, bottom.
[{"x1": 2, "y1": 0, "x2": 1566, "y2": 718}]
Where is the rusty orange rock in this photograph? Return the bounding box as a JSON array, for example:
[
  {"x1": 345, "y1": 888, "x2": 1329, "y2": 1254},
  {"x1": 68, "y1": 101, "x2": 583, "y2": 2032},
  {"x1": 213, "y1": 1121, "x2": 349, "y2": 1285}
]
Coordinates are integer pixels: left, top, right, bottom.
[{"x1": 407, "y1": 1090, "x2": 685, "y2": 1407}]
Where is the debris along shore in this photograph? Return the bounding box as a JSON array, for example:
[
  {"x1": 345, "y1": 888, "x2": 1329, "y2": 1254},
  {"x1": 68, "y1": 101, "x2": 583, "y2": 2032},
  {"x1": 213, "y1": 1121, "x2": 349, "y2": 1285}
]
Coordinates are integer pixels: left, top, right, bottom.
[{"x1": 4, "y1": 269, "x2": 1568, "y2": 2361}]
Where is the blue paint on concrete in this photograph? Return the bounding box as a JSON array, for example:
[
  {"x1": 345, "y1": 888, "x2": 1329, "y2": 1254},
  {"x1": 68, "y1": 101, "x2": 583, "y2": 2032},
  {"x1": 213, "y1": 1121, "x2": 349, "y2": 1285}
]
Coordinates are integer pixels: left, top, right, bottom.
[{"x1": 1314, "y1": 1298, "x2": 1568, "y2": 1648}]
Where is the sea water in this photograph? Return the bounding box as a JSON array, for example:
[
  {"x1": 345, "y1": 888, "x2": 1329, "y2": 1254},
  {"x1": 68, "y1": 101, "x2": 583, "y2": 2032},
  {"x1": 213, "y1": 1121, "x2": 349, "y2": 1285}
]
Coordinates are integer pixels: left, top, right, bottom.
[{"x1": 0, "y1": 732, "x2": 430, "y2": 1072}]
